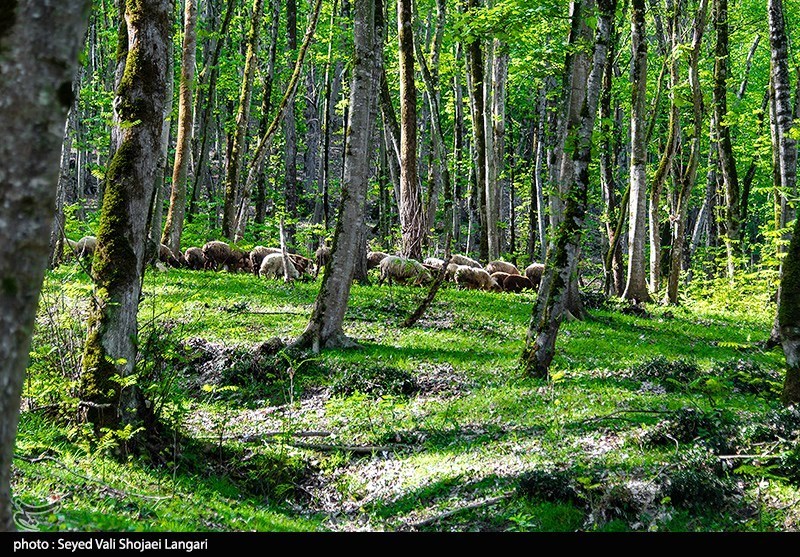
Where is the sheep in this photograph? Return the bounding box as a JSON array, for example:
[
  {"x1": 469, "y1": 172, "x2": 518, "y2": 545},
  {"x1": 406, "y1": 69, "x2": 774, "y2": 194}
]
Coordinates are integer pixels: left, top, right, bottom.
[
  {"x1": 202, "y1": 241, "x2": 232, "y2": 271},
  {"x1": 159, "y1": 244, "x2": 183, "y2": 268},
  {"x1": 450, "y1": 254, "x2": 482, "y2": 268},
  {"x1": 367, "y1": 251, "x2": 390, "y2": 269},
  {"x1": 503, "y1": 274, "x2": 535, "y2": 293},
  {"x1": 378, "y1": 256, "x2": 433, "y2": 286},
  {"x1": 314, "y1": 245, "x2": 331, "y2": 278},
  {"x1": 445, "y1": 262, "x2": 460, "y2": 281},
  {"x1": 259, "y1": 252, "x2": 300, "y2": 280},
  {"x1": 486, "y1": 260, "x2": 520, "y2": 276},
  {"x1": 249, "y1": 246, "x2": 281, "y2": 275},
  {"x1": 68, "y1": 235, "x2": 97, "y2": 259},
  {"x1": 423, "y1": 257, "x2": 446, "y2": 270},
  {"x1": 183, "y1": 247, "x2": 206, "y2": 270},
  {"x1": 287, "y1": 253, "x2": 314, "y2": 276},
  {"x1": 454, "y1": 265, "x2": 501, "y2": 292},
  {"x1": 490, "y1": 271, "x2": 512, "y2": 290},
  {"x1": 525, "y1": 263, "x2": 545, "y2": 289},
  {"x1": 228, "y1": 248, "x2": 252, "y2": 273}
]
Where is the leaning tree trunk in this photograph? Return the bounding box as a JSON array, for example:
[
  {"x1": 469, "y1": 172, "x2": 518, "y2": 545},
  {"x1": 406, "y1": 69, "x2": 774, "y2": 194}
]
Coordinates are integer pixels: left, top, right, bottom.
[
  {"x1": 768, "y1": 0, "x2": 800, "y2": 404},
  {"x1": 0, "y1": 1, "x2": 89, "y2": 531},
  {"x1": 522, "y1": 0, "x2": 616, "y2": 376},
  {"x1": 80, "y1": 0, "x2": 172, "y2": 433},
  {"x1": 162, "y1": 0, "x2": 198, "y2": 255},
  {"x1": 622, "y1": 0, "x2": 651, "y2": 303},
  {"x1": 398, "y1": 0, "x2": 424, "y2": 260},
  {"x1": 292, "y1": 0, "x2": 382, "y2": 351},
  {"x1": 713, "y1": 0, "x2": 740, "y2": 281},
  {"x1": 221, "y1": 0, "x2": 265, "y2": 239}
]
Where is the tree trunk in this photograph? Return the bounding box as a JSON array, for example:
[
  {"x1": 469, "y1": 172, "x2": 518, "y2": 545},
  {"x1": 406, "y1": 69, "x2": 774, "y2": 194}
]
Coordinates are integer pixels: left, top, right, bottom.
[
  {"x1": 713, "y1": 0, "x2": 740, "y2": 281},
  {"x1": 80, "y1": 0, "x2": 171, "y2": 434},
  {"x1": 487, "y1": 40, "x2": 508, "y2": 258},
  {"x1": 293, "y1": 0, "x2": 382, "y2": 351},
  {"x1": 316, "y1": 0, "x2": 340, "y2": 230},
  {"x1": 0, "y1": 1, "x2": 89, "y2": 531},
  {"x1": 221, "y1": 0, "x2": 265, "y2": 239},
  {"x1": 284, "y1": 0, "x2": 299, "y2": 247},
  {"x1": 666, "y1": 0, "x2": 707, "y2": 305},
  {"x1": 622, "y1": 0, "x2": 651, "y2": 302},
  {"x1": 398, "y1": 0, "x2": 424, "y2": 260},
  {"x1": 162, "y1": 0, "x2": 198, "y2": 254},
  {"x1": 522, "y1": 0, "x2": 616, "y2": 376},
  {"x1": 452, "y1": 43, "x2": 465, "y2": 250}
]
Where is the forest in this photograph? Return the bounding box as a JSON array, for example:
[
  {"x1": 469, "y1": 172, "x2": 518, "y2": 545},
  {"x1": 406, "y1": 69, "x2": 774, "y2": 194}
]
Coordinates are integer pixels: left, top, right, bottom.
[{"x1": 1, "y1": 0, "x2": 800, "y2": 533}]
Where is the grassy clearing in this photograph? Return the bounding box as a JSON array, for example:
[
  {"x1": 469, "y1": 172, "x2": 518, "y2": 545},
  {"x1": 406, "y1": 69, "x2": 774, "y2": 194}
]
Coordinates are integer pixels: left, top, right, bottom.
[{"x1": 13, "y1": 263, "x2": 799, "y2": 532}]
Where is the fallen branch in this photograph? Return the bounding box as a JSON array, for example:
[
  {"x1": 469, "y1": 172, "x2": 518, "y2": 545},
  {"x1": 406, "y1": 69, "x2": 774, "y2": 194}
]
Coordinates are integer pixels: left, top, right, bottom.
[
  {"x1": 196, "y1": 430, "x2": 333, "y2": 441},
  {"x1": 578, "y1": 408, "x2": 676, "y2": 425},
  {"x1": 718, "y1": 454, "x2": 783, "y2": 460},
  {"x1": 409, "y1": 493, "x2": 514, "y2": 528}
]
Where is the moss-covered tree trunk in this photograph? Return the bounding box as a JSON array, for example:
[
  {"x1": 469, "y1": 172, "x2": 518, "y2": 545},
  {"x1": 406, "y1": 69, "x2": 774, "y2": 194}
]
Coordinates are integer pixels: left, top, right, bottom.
[
  {"x1": 769, "y1": 0, "x2": 800, "y2": 405},
  {"x1": 0, "y1": 0, "x2": 90, "y2": 531},
  {"x1": 162, "y1": 0, "x2": 197, "y2": 254},
  {"x1": 622, "y1": 0, "x2": 651, "y2": 303},
  {"x1": 292, "y1": 0, "x2": 382, "y2": 351},
  {"x1": 80, "y1": 0, "x2": 172, "y2": 432},
  {"x1": 221, "y1": 0, "x2": 264, "y2": 239},
  {"x1": 522, "y1": 0, "x2": 616, "y2": 377}
]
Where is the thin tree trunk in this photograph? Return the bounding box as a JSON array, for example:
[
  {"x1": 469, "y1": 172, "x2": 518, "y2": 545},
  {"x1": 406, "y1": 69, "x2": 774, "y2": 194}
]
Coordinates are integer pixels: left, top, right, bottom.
[
  {"x1": 284, "y1": 0, "x2": 299, "y2": 247},
  {"x1": 221, "y1": 0, "x2": 265, "y2": 239},
  {"x1": 713, "y1": 0, "x2": 740, "y2": 281},
  {"x1": 488, "y1": 40, "x2": 508, "y2": 258},
  {"x1": 162, "y1": 0, "x2": 198, "y2": 254},
  {"x1": 522, "y1": 0, "x2": 616, "y2": 376},
  {"x1": 80, "y1": 0, "x2": 171, "y2": 434},
  {"x1": 622, "y1": 0, "x2": 651, "y2": 302},
  {"x1": 293, "y1": 0, "x2": 382, "y2": 351},
  {"x1": 0, "y1": 1, "x2": 89, "y2": 530},
  {"x1": 398, "y1": 0, "x2": 424, "y2": 260}
]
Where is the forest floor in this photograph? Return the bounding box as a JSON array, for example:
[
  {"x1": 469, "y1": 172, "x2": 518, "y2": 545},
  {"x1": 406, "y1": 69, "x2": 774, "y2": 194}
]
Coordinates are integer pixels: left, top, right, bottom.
[{"x1": 12, "y1": 263, "x2": 800, "y2": 532}]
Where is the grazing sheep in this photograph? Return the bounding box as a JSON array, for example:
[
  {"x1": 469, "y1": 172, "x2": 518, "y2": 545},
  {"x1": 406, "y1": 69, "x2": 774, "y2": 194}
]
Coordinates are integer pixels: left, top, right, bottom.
[
  {"x1": 259, "y1": 252, "x2": 300, "y2": 280},
  {"x1": 490, "y1": 271, "x2": 512, "y2": 290},
  {"x1": 450, "y1": 254, "x2": 482, "y2": 268},
  {"x1": 202, "y1": 241, "x2": 232, "y2": 271},
  {"x1": 525, "y1": 263, "x2": 545, "y2": 289},
  {"x1": 503, "y1": 274, "x2": 535, "y2": 293},
  {"x1": 378, "y1": 256, "x2": 432, "y2": 286},
  {"x1": 227, "y1": 248, "x2": 251, "y2": 273},
  {"x1": 68, "y1": 235, "x2": 96, "y2": 259},
  {"x1": 288, "y1": 253, "x2": 314, "y2": 276},
  {"x1": 486, "y1": 260, "x2": 520, "y2": 276},
  {"x1": 183, "y1": 247, "x2": 206, "y2": 270},
  {"x1": 159, "y1": 244, "x2": 182, "y2": 268},
  {"x1": 423, "y1": 257, "x2": 446, "y2": 270},
  {"x1": 315, "y1": 245, "x2": 331, "y2": 278},
  {"x1": 445, "y1": 262, "x2": 460, "y2": 281},
  {"x1": 249, "y1": 246, "x2": 281, "y2": 275},
  {"x1": 367, "y1": 251, "x2": 390, "y2": 269},
  {"x1": 454, "y1": 265, "x2": 501, "y2": 291}
]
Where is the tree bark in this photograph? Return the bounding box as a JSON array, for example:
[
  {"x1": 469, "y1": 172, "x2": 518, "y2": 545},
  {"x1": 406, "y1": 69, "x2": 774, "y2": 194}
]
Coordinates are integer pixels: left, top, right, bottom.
[
  {"x1": 713, "y1": 0, "x2": 740, "y2": 281},
  {"x1": 162, "y1": 0, "x2": 198, "y2": 254},
  {"x1": 284, "y1": 0, "x2": 299, "y2": 247},
  {"x1": 622, "y1": 0, "x2": 651, "y2": 302},
  {"x1": 221, "y1": 0, "x2": 265, "y2": 239},
  {"x1": 80, "y1": 0, "x2": 172, "y2": 433},
  {"x1": 522, "y1": 0, "x2": 616, "y2": 376},
  {"x1": 293, "y1": 0, "x2": 382, "y2": 351},
  {"x1": 0, "y1": 0, "x2": 89, "y2": 531},
  {"x1": 398, "y1": 0, "x2": 424, "y2": 260}
]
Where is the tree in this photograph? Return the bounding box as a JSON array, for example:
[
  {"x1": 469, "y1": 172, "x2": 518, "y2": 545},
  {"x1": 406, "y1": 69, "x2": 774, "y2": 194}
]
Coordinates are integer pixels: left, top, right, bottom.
[
  {"x1": 0, "y1": 0, "x2": 90, "y2": 530},
  {"x1": 80, "y1": 0, "x2": 173, "y2": 432},
  {"x1": 399, "y1": 0, "x2": 424, "y2": 261},
  {"x1": 522, "y1": 0, "x2": 616, "y2": 376},
  {"x1": 221, "y1": 0, "x2": 265, "y2": 240},
  {"x1": 769, "y1": 0, "x2": 800, "y2": 405},
  {"x1": 293, "y1": 0, "x2": 383, "y2": 351},
  {"x1": 162, "y1": 0, "x2": 198, "y2": 254},
  {"x1": 622, "y1": 0, "x2": 651, "y2": 302}
]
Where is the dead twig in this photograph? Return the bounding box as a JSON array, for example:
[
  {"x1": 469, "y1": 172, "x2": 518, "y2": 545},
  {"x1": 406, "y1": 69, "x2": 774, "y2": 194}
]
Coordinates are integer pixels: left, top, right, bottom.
[{"x1": 409, "y1": 493, "x2": 514, "y2": 528}]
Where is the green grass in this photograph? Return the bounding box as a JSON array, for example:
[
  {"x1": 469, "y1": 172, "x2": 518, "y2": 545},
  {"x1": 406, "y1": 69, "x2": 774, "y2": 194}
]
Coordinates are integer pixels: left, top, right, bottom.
[{"x1": 14, "y1": 262, "x2": 799, "y2": 532}]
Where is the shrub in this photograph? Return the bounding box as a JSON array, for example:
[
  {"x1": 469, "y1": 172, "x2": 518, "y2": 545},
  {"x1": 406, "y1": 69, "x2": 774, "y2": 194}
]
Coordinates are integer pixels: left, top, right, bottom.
[
  {"x1": 330, "y1": 359, "x2": 418, "y2": 397},
  {"x1": 629, "y1": 356, "x2": 702, "y2": 392}
]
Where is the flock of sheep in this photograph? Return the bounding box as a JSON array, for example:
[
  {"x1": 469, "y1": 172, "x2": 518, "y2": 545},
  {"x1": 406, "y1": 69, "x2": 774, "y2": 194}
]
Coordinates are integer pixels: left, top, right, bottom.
[{"x1": 65, "y1": 235, "x2": 545, "y2": 294}]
